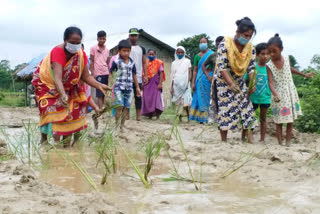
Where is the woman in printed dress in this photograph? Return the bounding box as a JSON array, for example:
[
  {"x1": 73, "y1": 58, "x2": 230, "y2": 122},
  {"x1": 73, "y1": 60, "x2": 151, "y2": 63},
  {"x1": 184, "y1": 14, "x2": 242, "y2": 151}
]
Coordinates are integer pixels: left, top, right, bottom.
[{"x1": 215, "y1": 17, "x2": 257, "y2": 143}]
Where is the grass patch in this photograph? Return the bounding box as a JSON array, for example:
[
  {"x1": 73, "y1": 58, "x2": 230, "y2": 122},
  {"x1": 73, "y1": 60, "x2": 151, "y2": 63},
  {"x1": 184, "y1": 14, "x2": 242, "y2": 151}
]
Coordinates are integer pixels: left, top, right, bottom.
[{"x1": 0, "y1": 92, "x2": 25, "y2": 107}]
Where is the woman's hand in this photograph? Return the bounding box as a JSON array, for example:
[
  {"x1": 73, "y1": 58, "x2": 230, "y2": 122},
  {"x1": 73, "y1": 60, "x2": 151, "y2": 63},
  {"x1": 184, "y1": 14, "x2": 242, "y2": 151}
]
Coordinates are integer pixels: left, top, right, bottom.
[
  {"x1": 229, "y1": 84, "x2": 241, "y2": 94},
  {"x1": 94, "y1": 107, "x2": 101, "y2": 117},
  {"x1": 170, "y1": 87, "x2": 174, "y2": 96},
  {"x1": 97, "y1": 84, "x2": 112, "y2": 95},
  {"x1": 144, "y1": 76, "x2": 149, "y2": 84},
  {"x1": 60, "y1": 94, "x2": 69, "y2": 108},
  {"x1": 304, "y1": 72, "x2": 315, "y2": 78},
  {"x1": 157, "y1": 83, "x2": 163, "y2": 90},
  {"x1": 192, "y1": 83, "x2": 196, "y2": 92}
]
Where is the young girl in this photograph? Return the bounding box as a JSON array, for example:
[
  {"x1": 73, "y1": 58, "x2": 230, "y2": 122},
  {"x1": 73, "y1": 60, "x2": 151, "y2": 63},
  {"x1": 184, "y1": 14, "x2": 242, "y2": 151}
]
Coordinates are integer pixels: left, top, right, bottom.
[{"x1": 267, "y1": 34, "x2": 314, "y2": 146}]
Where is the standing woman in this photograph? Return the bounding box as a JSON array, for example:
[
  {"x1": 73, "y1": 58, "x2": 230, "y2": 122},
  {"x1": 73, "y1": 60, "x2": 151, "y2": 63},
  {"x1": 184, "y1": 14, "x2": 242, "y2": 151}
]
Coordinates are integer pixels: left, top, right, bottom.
[
  {"x1": 189, "y1": 38, "x2": 214, "y2": 123},
  {"x1": 141, "y1": 49, "x2": 165, "y2": 119},
  {"x1": 215, "y1": 17, "x2": 257, "y2": 143},
  {"x1": 171, "y1": 46, "x2": 192, "y2": 122},
  {"x1": 32, "y1": 26, "x2": 110, "y2": 146}
]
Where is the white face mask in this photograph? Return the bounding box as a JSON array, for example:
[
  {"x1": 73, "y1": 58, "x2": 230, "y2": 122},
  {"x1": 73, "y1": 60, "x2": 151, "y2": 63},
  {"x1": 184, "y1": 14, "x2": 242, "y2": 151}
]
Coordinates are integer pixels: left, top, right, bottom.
[{"x1": 65, "y1": 42, "x2": 81, "y2": 54}]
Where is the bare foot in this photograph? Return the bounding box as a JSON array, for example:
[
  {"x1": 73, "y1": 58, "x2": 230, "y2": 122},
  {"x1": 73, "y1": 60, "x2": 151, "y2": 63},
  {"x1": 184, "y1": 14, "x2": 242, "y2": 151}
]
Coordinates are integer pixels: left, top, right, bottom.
[{"x1": 285, "y1": 141, "x2": 291, "y2": 147}]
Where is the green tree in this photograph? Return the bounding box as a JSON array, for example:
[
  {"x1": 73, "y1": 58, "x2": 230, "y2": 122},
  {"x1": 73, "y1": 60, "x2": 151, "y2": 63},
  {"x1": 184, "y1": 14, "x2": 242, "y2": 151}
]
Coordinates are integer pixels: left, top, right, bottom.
[
  {"x1": 0, "y1": 60, "x2": 12, "y2": 90},
  {"x1": 0, "y1": 60, "x2": 10, "y2": 72},
  {"x1": 14, "y1": 63, "x2": 28, "y2": 72},
  {"x1": 177, "y1": 33, "x2": 216, "y2": 65},
  {"x1": 0, "y1": 59, "x2": 26, "y2": 91},
  {"x1": 311, "y1": 54, "x2": 320, "y2": 70},
  {"x1": 289, "y1": 55, "x2": 300, "y2": 69}
]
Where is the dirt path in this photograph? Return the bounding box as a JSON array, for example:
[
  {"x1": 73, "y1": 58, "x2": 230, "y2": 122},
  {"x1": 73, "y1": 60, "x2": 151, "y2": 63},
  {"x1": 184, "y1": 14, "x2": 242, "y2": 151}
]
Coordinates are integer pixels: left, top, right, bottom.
[{"x1": 1, "y1": 107, "x2": 320, "y2": 214}]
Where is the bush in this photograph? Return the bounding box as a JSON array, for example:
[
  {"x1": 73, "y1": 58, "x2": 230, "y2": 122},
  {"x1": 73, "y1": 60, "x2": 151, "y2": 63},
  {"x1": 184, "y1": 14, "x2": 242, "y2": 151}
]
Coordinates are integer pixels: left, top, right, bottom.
[
  {"x1": 295, "y1": 95, "x2": 320, "y2": 133},
  {"x1": 295, "y1": 73, "x2": 320, "y2": 133},
  {"x1": 0, "y1": 93, "x2": 4, "y2": 101}
]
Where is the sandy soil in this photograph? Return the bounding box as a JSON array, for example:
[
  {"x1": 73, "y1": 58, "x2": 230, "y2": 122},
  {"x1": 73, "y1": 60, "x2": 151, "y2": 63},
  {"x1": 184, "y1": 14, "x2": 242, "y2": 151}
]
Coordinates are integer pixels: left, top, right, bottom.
[{"x1": 1, "y1": 107, "x2": 320, "y2": 214}]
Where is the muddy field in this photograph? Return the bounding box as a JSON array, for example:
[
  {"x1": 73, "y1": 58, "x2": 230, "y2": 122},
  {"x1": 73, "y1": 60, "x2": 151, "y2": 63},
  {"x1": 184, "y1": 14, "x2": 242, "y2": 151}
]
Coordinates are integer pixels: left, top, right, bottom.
[{"x1": 1, "y1": 107, "x2": 320, "y2": 214}]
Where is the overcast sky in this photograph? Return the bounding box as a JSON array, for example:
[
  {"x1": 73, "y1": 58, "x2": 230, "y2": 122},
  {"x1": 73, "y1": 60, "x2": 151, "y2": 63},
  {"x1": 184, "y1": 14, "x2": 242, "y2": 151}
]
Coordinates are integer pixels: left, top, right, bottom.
[{"x1": 1, "y1": 0, "x2": 319, "y2": 69}]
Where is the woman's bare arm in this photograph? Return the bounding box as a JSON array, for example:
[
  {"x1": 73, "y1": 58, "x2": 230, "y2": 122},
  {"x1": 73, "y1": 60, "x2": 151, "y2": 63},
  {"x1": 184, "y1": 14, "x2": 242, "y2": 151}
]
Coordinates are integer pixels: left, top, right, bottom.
[
  {"x1": 52, "y1": 62, "x2": 68, "y2": 106},
  {"x1": 81, "y1": 65, "x2": 111, "y2": 94}
]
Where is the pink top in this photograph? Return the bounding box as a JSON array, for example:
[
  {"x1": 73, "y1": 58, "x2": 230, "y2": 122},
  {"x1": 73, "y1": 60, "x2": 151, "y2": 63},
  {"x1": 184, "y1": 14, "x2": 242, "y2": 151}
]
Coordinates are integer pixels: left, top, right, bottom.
[
  {"x1": 90, "y1": 44, "x2": 110, "y2": 76},
  {"x1": 109, "y1": 54, "x2": 119, "y2": 69}
]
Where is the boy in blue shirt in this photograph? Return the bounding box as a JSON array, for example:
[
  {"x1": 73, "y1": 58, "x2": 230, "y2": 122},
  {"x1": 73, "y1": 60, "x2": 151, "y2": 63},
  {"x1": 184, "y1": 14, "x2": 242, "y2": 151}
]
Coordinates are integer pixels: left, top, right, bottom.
[{"x1": 110, "y1": 40, "x2": 141, "y2": 130}]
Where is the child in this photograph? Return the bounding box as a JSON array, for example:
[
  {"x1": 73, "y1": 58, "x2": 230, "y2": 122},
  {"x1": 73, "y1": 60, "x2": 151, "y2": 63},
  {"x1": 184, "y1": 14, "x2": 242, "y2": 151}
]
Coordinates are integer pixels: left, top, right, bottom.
[
  {"x1": 245, "y1": 43, "x2": 271, "y2": 142},
  {"x1": 90, "y1": 30, "x2": 110, "y2": 110},
  {"x1": 267, "y1": 34, "x2": 314, "y2": 146},
  {"x1": 110, "y1": 40, "x2": 141, "y2": 129}
]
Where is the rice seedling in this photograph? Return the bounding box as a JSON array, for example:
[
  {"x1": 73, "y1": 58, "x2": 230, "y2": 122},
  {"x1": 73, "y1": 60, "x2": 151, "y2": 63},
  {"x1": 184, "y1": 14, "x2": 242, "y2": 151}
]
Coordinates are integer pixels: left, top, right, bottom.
[
  {"x1": 227, "y1": 71, "x2": 244, "y2": 100},
  {"x1": 170, "y1": 117, "x2": 199, "y2": 191},
  {"x1": 119, "y1": 141, "x2": 150, "y2": 188},
  {"x1": 220, "y1": 148, "x2": 266, "y2": 179},
  {"x1": 247, "y1": 69, "x2": 258, "y2": 98},
  {"x1": 52, "y1": 145, "x2": 99, "y2": 191},
  {"x1": 0, "y1": 120, "x2": 43, "y2": 166},
  {"x1": 143, "y1": 135, "x2": 166, "y2": 182},
  {"x1": 95, "y1": 125, "x2": 118, "y2": 185}
]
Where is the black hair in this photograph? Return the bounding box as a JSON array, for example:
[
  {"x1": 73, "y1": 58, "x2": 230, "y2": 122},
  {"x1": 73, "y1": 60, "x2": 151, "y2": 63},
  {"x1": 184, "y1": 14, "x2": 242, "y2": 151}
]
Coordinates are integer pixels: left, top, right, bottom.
[
  {"x1": 64, "y1": 26, "x2": 82, "y2": 41},
  {"x1": 148, "y1": 49, "x2": 156, "y2": 54},
  {"x1": 199, "y1": 37, "x2": 209, "y2": 43},
  {"x1": 97, "y1": 30, "x2": 107, "y2": 38},
  {"x1": 215, "y1": 36, "x2": 224, "y2": 44},
  {"x1": 255, "y1": 43, "x2": 268, "y2": 55},
  {"x1": 118, "y1": 40, "x2": 131, "y2": 50},
  {"x1": 236, "y1": 17, "x2": 256, "y2": 35},
  {"x1": 267, "y1": 33, "x2": 283, "y2": 49},
  {"x1": 81, "y1": 43, "x2": 84, "y2": 49}
]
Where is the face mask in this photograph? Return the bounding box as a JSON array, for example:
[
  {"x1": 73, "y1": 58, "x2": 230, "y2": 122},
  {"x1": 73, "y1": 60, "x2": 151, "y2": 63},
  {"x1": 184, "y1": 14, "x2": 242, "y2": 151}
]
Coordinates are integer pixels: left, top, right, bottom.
[
  {"x1": 238, "y1": 36, "x2": 249, "y2": 45},
  {"x1": 177, "y1": 54, "x2": 184, "y2": 59},
  {"x1": 148, "y1": 56, "x2": 156, "y2": 61},
  {"x1": 199, "y1": 43, "x2": 208, "y2": 51},
  {"x1": 65, "y1": 42, "x2": 81, "y2": 54}
]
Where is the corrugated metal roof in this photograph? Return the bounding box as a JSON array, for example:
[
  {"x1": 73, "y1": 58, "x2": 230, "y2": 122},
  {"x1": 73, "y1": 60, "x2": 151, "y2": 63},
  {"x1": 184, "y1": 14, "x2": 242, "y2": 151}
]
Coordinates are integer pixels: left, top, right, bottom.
[{"x1": 16, "y1": 53, "x2": 46, "y2": 79}]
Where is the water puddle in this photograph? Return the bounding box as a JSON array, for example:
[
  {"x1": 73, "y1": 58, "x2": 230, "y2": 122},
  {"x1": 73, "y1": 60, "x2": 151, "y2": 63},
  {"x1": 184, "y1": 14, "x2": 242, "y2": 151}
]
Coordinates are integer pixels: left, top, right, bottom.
[
  {"x1": 37, "y1": 147, "x2": 293, "y2": 214},
  {"x1": 2, "y1": 126, "x2": 319, "y2": 213}
]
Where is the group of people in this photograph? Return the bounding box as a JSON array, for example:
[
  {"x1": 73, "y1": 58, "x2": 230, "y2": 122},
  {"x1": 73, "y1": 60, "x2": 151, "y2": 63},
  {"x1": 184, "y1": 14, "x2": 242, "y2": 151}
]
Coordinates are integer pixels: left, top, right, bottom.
[
  {"x1": 32, "y1": 17, "x2": 314, "y2": 147},
  {"x1": 170, "y1": 17, "x2": 314, "y2": 146}
]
